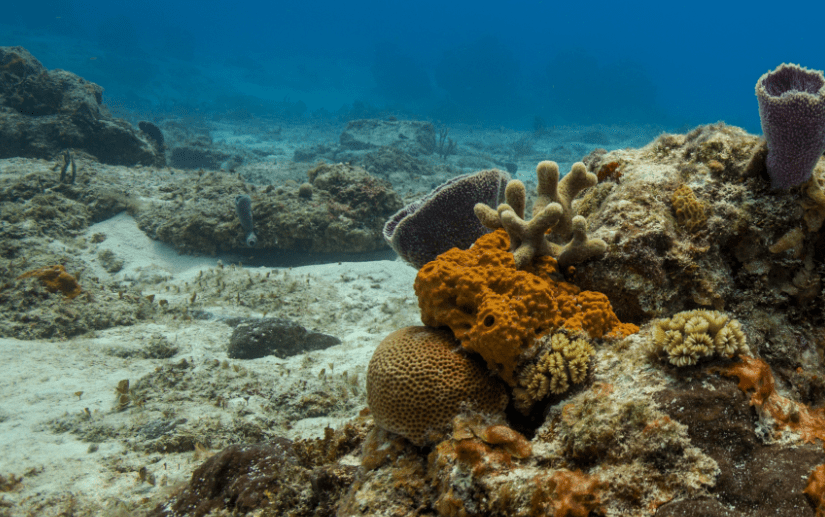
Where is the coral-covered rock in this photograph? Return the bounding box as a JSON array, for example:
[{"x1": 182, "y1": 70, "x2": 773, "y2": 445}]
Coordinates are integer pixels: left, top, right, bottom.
[
  {"x1": 148, "y1": 439, "x2": 308, "y2": 517},
  {"x1": 137, "y1": 163, "x2": 402, "y2": 254},
  {"x1": 339, "y1": 119, "x2": 436, "y2": 156},
  {"x1": 573, "y1": 122, "x2": 825, "y2": 383},
  {"x1": 150, "y1": 423, "x2": 368, "y2": 517},
  {"x1": 655, "y1": 374, "x2": 825, "y2": 516},
  {"x1": 366, "y1": 326, "x2": 508, "y2": 445},
  {"x1": 0, "y1": 46, "x2": 163, "y2": 166},
  {"x1": 414, "y1": 229, "x2": 637, "y2": 385}
]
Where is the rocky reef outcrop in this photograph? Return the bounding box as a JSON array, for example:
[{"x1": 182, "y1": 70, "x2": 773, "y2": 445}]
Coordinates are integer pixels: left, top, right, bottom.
[
  {"x1": 136, "y1": 162, "x2": 403, "y2": 254},
  {"x1": 0, "y1": 46, "x2": 163, "y2": 166}
]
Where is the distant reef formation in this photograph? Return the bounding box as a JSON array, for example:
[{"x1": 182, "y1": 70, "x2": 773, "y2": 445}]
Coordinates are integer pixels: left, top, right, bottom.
[
  {"x1": 0, "y1": 46, "x2": 164, "y2": 166},
  {"x1": 136, "y1": 162, "x2": 403, "y2": 254}
]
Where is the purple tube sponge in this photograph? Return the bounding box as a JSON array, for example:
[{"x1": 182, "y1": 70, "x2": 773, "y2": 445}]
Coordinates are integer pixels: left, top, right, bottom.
[
  {"x1": 755, "y1": 63, "x2": 825, "y2": 189},
  {"x1": 383, "y1": 169, "x2": 509, "y2": 269}
]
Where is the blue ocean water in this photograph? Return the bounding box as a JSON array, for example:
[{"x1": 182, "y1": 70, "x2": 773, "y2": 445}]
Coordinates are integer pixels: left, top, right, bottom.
[{"x1": 3, "y1": 1, "x2": 824, "y2": 133}]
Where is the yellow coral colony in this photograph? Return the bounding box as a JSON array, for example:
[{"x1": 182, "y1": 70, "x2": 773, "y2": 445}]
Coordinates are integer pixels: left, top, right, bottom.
[
  {"x1": 650, "y1": 310, "x2": 749, "y2": 366},
  {"x1": 514, "y1": 332, "x2": 595, "y2": 414},
  {"x1": 671, "y1": 184, "x2": 707, "y2": 232}
]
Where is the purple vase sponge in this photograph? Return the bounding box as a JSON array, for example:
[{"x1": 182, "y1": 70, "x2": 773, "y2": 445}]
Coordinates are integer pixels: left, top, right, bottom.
[{"x1": 756, "y1": 63, "x2": 825, "y2": 189}]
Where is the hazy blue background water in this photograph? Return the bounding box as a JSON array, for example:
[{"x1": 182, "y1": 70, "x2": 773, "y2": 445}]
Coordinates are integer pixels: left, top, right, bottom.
[{"x1": 4, "y1": 0, "x2": 824, "y2": 132}]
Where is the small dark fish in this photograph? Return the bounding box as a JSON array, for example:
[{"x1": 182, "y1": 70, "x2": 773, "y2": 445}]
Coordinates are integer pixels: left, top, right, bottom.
[{"x1": 234, "y1": 195, "x2": 257, "y2": 247}]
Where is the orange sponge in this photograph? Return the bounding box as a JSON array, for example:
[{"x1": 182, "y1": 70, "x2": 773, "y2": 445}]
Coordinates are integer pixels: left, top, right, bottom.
[
  {"x1": 719, "y1": 355, "x2": 825, "y2": 444},
  {"x1": 805, "y1": 464, "x2": 825, "y2": 516},
  {"x1": 415, "y1": 229, "x2": 637, "y2": 385},
  {"x1": 18, "y1": 264, "x2": 82, "y2": 299},
  {"x1": 531, "y1": 470, "x2": 604, "y2": 517}
]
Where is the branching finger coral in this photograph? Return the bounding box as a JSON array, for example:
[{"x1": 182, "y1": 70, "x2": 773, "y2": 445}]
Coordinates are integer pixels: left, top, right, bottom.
[{"x1": 474, "y1": 160, "x2": 606, "y2": 269}]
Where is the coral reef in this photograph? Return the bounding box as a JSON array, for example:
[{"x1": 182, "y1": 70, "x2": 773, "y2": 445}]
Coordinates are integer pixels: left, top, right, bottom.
[
  {"x1": 366, "y1": 326, "x2": 508, "y2": 445},
  {"x1": 414, "y1": 228, "x2": 637, "y2": 385},
  {"x1": 0, "y1": 46, "x2": 163, "y2": 166},
  {"x1": 649, "y1": 309, "x2": 750, "y2": 366},
  {"x1": 138, "y1": 163, "x2": 402, "y2": 254},
  {"x1": 383, "y1": 168, "x2": 508, "y2": 269},
  {"x1": 474, "y1": 160, "x2": 607, "y2": 269},
  {"x1": 572, "y1": 122, "x2": 825, "y2": 381},
  {"x1": 755, "y1": 63, "x2": 825, "y2": 189}
]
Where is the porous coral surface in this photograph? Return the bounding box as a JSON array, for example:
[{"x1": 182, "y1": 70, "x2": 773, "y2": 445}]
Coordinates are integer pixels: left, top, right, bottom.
[
  {"x1": 366, "y1": 326, "x2": 508, "y2": 445},
  {"x1": 415, "y1": 228, "x2": 637, "y2": 385}
]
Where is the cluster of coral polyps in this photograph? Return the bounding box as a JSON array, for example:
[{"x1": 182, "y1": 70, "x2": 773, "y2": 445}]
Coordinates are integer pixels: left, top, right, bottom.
[{"x1": 415, "y1": 228, "x2": 638, "y2": 386}]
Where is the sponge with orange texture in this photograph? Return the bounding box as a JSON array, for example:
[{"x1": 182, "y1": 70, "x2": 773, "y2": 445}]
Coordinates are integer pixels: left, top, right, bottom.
[
  {"x1": 17, "y1": 264, "x2": 82, "y2": 299},
  {"x1": 414, "y1": 229, "x2": 637, "y2": 385}
]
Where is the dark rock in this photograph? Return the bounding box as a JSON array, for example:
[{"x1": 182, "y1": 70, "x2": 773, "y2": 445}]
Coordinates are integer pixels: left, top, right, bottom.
[
  {"x1": 138, "y1": 121, "x2": 165, "y2": 150},
  {"x1": 339, "y1": 119, "x2": 436, "y2": 156},
  {"x1": 654, "y1": 375, "x2": 824, "y2": 516},
  {"x1": 362, "y1": 146, "x2": 432, "y2": 178},
  {"x1": 228, "y1": 317, "x2": 341, "y2": 359},
  {"x1": 0, "y1": 46, "x2": 162, "y2": 166},
  {"x1": 169, "y1": 144, "x2": 229, "y2": 170},
  {"x1": 147, "y1": 439, "x2": 309, "y2": 517},
  {"x1": 656, "y1": 497, "x2": 743, "y2": 517}
]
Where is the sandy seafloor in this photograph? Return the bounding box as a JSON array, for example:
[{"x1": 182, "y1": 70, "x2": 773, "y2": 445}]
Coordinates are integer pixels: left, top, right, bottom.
[
  {"x1": 0, "y1": 211, "x2": 421, "y2": 515},
  {"x1": 0, "y1": 117, "x2": 662, "y2": 515}
]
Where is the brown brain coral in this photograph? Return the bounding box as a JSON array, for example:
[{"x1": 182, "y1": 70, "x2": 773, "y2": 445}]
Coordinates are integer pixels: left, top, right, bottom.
[{"x1": 366, "y1": 326, "x2": 508, "y2": 446}]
